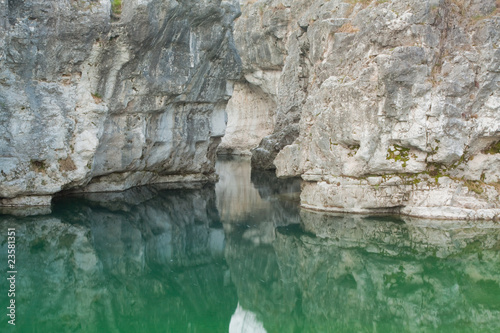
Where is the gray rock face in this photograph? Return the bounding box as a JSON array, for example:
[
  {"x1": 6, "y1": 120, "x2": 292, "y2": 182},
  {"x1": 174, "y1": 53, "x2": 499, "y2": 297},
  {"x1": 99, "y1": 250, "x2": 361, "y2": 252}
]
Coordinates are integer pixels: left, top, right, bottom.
[
  {"x1": 235, "y1": 0, "x2": 500, "y2": 219},
  {"x1": 3, "y1": 0, "x2": 499, "y2": 220},
  {"x1": 0, "y1": 0, "x2": 241, "y2": 206},
  {"x1": 229, "y1": 0, "x2": 309, "y2": 169}
]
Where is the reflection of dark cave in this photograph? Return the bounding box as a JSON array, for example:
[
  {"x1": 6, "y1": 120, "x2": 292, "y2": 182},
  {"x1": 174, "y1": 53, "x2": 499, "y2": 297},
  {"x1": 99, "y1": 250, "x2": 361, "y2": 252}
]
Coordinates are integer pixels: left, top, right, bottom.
[
  {"x1": 339, "y1": 273, "x2": 358, "y2": 290},
  {"x1": 362, "y1": 215, "x2": 405, "y2": 224},
  {"x1": 29, "y1": 237, "x2": 48, "y2": 254},
  {"x1": 277, "y1": 223, "x2": 315, "y2": 238}
]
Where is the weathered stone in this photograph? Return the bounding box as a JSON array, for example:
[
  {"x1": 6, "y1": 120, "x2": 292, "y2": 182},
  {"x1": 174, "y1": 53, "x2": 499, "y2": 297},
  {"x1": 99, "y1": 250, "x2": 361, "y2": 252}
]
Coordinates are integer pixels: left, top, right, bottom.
[
  {"x1": 235, "y1": 0, "x2": 500, "y2": 219},
  {"x1": 220, "y1": 1, "x2": 309, "y2": 168},
  {"x1": 0, "y1": 0, "x2": 241, "y2": 206},
  {"x1": 218, "y1": 80, "x2": 277, "y2": 155}
]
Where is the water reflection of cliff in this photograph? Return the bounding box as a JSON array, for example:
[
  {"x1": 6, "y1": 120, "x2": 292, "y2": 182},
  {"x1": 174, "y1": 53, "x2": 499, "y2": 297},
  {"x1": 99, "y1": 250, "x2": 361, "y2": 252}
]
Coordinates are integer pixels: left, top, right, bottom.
[
  {"x1": 216, "y1": 155, "x2": 301, "y2": 242},
  {"x1": 0, "y1": 185, "x2": 235, "y2": 333},
  {"x1": 1, "y1": 158, "x2": 500, "y2": 333},
  {"x1": 225, "y1": 211, "x2": 500, "y2": 333}
]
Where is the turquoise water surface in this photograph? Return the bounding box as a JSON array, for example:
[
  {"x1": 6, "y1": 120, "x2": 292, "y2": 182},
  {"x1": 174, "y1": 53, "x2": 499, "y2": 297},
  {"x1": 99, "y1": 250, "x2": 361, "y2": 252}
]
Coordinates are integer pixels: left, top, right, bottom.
[{"x1": 1, "y1": 157, "x2": 500, "y2": 332}]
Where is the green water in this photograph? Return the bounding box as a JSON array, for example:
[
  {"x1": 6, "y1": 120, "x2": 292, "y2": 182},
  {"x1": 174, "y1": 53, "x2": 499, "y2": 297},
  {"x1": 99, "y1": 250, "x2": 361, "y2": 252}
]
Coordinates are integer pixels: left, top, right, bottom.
[{"x1": 1, "y1": 157, "x2": 500, "y2": 332}]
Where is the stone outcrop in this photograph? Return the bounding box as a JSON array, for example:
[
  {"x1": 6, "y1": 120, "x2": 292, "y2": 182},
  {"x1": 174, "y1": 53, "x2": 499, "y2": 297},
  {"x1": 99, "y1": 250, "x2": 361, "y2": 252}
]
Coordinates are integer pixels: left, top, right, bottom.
[
  {"x1": 218, "y1": 80, "x2": 277, "y2": 155},
  {"x1": 2, "y1": 0, "x2": 500, "y2": 220},
  {"x1": 0, "y1": 0, "x2": 241, "y2": 206},
  {"x1": 218, "y1": 2, "x2": 287, "y2": 157},
  {"x1": 235, "y1": 0, "x2": 500, "y2": 219},
  {"x1": 229, "y1": 0, "x2": 307, "y2": 168}
]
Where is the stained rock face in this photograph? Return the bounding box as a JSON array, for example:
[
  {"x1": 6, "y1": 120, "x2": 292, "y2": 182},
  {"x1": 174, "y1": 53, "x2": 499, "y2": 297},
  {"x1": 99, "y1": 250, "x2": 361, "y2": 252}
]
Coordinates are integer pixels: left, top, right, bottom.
[
  {"x1": 218, "y1": 1, "x2": 286, "y2": 157},
  {"x1": 0, "y1": 0, "x2": 241, "y2": 206},
  {"x1": 236, "y1": 0, "x2": 500, "y2": 219},
  {"x1": 3, "y1": 0, "x2": 500, "y2": 219}
]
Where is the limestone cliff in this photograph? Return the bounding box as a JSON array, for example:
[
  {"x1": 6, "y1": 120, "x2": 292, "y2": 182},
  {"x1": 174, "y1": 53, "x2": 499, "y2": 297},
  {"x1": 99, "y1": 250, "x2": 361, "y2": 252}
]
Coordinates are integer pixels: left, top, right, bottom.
[
  {"x1": 234, "y1": 0, "x2": 500, "y2": 219},
  {"x1": 2, "y1": 0, "x2": 500, "y2": 219},
  {"x1": 229, "y1": 0, "x2": 306, "y2": 167},
  {"x1": 0, "y1": 0, "x2": 241, "y2": 206}
]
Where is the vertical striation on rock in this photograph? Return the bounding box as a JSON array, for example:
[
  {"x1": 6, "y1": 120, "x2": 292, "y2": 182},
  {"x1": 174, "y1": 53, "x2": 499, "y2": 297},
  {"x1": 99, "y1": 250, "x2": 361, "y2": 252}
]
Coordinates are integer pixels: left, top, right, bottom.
[
  {"x1": 236, "y1": 0, "x2": 500, "y2": 219},
  {"x1": 0, "y1": 0, "x2": 241, "y2": 206}
]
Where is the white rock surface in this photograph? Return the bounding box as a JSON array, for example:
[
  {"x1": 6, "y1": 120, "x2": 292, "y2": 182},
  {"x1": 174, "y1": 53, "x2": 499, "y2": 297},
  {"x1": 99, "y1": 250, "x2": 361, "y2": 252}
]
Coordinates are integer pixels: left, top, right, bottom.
[
  {"x1": 218, "y1": 80, "x2": 277, "y2": 155},
  {"x1": 0, "y1": 0, "x2": 242, "y2": 206},
  {"x1": 235, "y1": 0, "x2": 500, "y2": 219}
]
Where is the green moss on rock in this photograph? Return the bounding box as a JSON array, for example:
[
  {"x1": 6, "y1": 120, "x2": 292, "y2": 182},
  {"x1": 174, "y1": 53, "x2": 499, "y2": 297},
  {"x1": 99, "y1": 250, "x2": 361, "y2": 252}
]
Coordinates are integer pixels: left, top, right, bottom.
[
  {"x1": 483, "y1": 141, "x2": 500, "y2": 155},
  {"x1": 386, "y1": 145, "x2": 410, "y2": 167}
]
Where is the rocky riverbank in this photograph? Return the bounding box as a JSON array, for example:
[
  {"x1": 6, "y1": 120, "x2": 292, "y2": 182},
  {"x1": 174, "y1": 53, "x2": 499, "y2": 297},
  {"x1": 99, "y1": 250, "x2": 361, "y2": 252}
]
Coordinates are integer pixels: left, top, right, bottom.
[
  {"x1": 230, "y1": 0, "x2": 500, "y2": 219},
  {"x1": 1, "y1": 0, "x2": 499, "y2": 220}
]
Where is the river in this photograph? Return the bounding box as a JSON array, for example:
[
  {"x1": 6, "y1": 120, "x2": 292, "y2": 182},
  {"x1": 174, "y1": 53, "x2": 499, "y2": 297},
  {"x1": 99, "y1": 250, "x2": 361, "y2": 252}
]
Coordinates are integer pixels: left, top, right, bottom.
[{"x1": 0, "y1": 156, "x2": 499, "y2": 332}]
